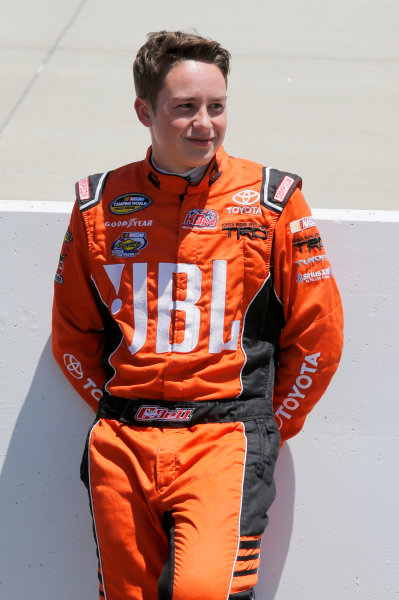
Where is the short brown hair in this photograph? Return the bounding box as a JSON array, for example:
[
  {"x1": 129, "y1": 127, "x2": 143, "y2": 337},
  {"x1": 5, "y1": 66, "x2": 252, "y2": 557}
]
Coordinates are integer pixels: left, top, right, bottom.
[{"x1": 133, "y1": 31, "x2": 231, "y2": 109}]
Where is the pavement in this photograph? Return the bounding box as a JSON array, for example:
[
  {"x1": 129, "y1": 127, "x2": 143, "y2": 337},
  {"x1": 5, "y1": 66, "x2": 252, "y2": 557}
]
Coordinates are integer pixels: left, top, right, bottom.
[{"x1": 0, "y1": 0, "x2": 398, "y2": 209}]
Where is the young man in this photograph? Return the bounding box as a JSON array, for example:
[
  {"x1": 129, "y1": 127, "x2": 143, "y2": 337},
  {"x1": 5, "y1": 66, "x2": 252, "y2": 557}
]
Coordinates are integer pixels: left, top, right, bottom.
[{"x1": 52, "y1": 31, "x2": 343, "y2": 600}]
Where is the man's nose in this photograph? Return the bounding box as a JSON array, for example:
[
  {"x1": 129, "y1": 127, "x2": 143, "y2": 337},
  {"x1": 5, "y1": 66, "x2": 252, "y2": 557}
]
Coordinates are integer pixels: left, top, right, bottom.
[{"x1": 193, "y1": 106, "x2": 211, "y2": 129}]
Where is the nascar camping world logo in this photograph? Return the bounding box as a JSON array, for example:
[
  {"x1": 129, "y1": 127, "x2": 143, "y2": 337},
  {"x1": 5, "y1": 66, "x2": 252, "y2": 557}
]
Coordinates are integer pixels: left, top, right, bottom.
[{"x1": 109, "y1": 194, "x2": 152, "y2": 215}]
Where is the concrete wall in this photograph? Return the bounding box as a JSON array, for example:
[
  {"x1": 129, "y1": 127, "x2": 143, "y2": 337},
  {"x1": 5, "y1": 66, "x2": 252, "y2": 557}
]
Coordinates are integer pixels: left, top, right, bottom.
[{"x1": 0, "y1": 202, "x2": 398, "y2": 599}]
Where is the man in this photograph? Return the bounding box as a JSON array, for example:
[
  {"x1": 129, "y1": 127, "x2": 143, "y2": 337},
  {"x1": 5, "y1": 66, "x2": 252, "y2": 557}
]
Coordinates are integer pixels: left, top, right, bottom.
[{"x1": 52, "y1": 31, "x2": 343, "y2": 600}]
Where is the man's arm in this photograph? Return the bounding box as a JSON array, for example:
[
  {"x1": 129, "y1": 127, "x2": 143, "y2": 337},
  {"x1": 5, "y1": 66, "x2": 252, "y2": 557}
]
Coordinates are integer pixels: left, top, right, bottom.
[
  {"x1": 52, "y1": 201, "x2": 107, "y2": 411},
  {"x1": 272, "y1": 188, "x2": 344, "y2": 443}
]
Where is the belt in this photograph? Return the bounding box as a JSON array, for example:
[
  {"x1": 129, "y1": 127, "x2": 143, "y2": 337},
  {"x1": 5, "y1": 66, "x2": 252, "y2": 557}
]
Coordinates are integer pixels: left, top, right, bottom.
[{"x1": 97, "y1": 392, "x2": 275, "y2": 428}]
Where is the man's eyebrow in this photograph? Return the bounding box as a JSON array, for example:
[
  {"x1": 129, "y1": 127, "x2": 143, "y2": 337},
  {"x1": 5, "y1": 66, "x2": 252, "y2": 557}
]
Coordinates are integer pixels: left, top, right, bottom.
[{"x1": 172, "y1": 96, "x2": 227, "y2": 102}]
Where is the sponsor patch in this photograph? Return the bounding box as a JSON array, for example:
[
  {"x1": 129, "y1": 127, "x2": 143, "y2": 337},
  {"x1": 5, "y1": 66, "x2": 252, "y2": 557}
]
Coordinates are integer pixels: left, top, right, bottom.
[
  {"x1": 222, "y1": 225, "x2": 268, "y2": 241},
  {"x1": 222, "y1": 220, "x2": 256, "y2": 228},
  {"x1": 78, "y1": 177, "x2": 90, "y2": 201},
  {"x1": 274, "y1": 353, "x2": 320, "y2": 429},
  {"x1": 105, "y1": 218, "x2": 153, "y2": 228},
  {"x1": 290, "y1": 216, "x2": 315, "y2": 234},
  {"x1": 226, "y1": 205, "x2": 262, "y2": 216},
  {"x1": 55, "y1": 254, "x2": 66, "y2": 285},
  {"x1": 62, "y1": 354, "x2": 102, "y2": 401},
  {"x1": 182, "y1": 208, "x2": 218, "y2": 229},
  {"x1": 136, "y1": 405, "x2": 194, "y2": 422},
  {"x1": 293, "y1": 234, "x2": 323, "y2": 253},
  {"x1": 63, "y1": 353, "x2": 83, "y2": 379},
  {"x1": 64, "y1": 228, "x2": 73, "y2": 243},
  {"x1": 232, "y1": 190, "x2": 260, "y2": 206},
  {"x1": 274, "y1": 176, "x2": 295, "y2": 203},
  {"x1": 296, "y1": 254, "x2": 328, "y2": 267},
  {"x1": 111, "y1": 232, "x2": 148, "y2": 257},
  {"x1": 109, "y1": 194, "x2": 152, "y2": 215},
  {"x1": 297, "y1": 267, "x2": 333, "y2": 284}
]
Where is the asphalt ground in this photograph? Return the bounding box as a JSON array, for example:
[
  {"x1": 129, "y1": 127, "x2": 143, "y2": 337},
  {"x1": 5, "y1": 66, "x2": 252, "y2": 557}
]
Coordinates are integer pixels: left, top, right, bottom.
[{"x1": 0, "y1": 0, "x2": 398, "y2": 209}]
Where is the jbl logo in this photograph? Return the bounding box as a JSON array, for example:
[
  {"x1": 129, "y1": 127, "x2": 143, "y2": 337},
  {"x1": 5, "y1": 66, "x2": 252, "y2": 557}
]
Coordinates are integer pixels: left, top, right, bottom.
[{"x1": 102, "y1": 260, "x2": 241, "y2": 355}]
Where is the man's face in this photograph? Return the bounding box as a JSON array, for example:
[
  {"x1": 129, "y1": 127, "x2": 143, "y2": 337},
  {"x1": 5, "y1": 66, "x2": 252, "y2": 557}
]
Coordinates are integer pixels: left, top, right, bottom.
[{"x1": 136, "y1": 60, "x2": 227, "y2": 173}]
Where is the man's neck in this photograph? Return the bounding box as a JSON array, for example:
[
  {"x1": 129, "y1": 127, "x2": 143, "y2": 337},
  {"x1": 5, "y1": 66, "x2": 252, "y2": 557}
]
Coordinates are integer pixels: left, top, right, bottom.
[{"x1": 150, "y1": 156, "x2": 209, "y2": 184}]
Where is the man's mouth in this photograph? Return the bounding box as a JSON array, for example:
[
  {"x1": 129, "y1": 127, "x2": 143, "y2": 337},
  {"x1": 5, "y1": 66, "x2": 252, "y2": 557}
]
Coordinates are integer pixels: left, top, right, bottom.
[{"x1": 187, "y1": 137, "x2": 213, "y2": 146}]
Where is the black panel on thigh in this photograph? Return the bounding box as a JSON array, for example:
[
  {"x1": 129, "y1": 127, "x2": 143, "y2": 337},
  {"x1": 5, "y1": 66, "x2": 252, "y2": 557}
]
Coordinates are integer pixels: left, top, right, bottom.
[
  {"x1": 239, "y1": 418, "x2": 280, "y2": 536},
  {"x1": 80, "y1": 418, "x2": 99, "y2": 489}
]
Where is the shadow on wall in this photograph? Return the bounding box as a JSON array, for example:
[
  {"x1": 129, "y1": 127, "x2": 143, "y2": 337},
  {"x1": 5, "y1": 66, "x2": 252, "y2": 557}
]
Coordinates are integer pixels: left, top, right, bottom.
[
  {"x1": 0, "y1": 337, "x2": 295, "y2": 600},
  {"x1": 0, "y1": 337, "x2": 97, "y2": 599},
  {"x1": 256, "y1": 442, "x2": 295, "y2": 599}
]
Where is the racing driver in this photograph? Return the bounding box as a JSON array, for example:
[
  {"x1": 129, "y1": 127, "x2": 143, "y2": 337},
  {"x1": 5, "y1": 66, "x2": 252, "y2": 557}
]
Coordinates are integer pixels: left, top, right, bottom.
[{"x1": 52, "y1": 30, "x2": 344, "y2": 600}]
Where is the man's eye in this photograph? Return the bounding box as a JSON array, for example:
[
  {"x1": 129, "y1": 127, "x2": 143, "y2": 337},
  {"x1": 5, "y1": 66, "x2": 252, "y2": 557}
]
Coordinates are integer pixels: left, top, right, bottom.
[{"x1": 177, "y1": 103, "x2": 193, "y2": 109}]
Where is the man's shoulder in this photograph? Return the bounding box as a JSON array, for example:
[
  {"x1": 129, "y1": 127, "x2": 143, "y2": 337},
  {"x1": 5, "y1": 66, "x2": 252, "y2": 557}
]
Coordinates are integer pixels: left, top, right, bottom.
[
  {"x1": 226, "y1": 152, "x2": 302, "y2": 214},
  {"x1": 226, "y1": 152, "x2": 264, "y2": 172},
  {"x1": 74, "y1": 157, "x2": 146, "y2": 212}
]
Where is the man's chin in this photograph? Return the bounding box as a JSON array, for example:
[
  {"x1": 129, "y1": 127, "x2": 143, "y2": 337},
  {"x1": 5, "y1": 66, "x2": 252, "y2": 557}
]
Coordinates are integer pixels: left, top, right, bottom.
[{"x1": 185, "y1": 145, "x2": 218, "y2": 165}]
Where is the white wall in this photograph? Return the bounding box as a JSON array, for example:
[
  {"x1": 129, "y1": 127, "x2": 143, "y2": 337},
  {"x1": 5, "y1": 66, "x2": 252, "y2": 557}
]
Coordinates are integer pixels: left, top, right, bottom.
[{"x1": 0, "y1": 203, "x2": 398, "y2": 600}]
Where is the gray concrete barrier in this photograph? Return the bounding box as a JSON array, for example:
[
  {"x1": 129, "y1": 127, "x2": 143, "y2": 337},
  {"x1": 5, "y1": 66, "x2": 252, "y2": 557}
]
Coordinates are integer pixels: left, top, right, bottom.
[{"x1": 0, "y1": 202, "x2": 398, "y2": 599}]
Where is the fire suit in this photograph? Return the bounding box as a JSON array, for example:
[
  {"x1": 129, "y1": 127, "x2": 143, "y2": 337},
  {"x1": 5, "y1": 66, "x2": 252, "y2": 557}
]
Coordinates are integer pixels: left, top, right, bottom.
[{"x1": 52, "y1": 146, "x2": 343, "y2": 600}]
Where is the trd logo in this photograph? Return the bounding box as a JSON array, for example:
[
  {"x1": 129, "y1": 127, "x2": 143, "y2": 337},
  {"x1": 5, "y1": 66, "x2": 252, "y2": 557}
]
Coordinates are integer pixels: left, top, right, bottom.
[
  {"x1": 222, "y1": 226, "x2": 268, "y2": 241},
  {"x1": 293, "y1": 236, "x2": 323, "y2": 253}
]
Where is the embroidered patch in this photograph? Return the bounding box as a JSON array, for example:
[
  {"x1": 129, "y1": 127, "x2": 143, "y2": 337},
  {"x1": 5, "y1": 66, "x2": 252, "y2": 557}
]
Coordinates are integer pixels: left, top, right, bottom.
[
  {"x1": 232, "y1": 190, "x2": 260, "y2": 206},
  {"x1": 135, "y1": 406, "x2": 194, "y2": 422},
  {"x1": 109, "y1": 194, "x2": 152, "y2": 215},
  {"x1": 290, "y1": 216, "x2": 315, "y2": 234},
  {"x1": 78, "y1": 177, "x2": 90, "y2": 200},
  {"x1": 111, "y1": 232, "x2": 148, "y2": 257},
  {"x1": 274, "y1": 176, "x2": 295, "y2": 203},
  {"x1": 182, "y1": 208, "x2": 219, "y2": 229},
  {"x1": 297, "y1": 267, "x2": 333, "y2": 284}
]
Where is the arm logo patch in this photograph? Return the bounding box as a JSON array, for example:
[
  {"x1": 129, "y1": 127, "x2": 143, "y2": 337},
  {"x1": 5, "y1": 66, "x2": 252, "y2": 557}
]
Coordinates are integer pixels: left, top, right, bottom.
[
  {"x1": 274, "y1": 176, "x2": 295, "y2": 203},
  {"x1": 290, "y1": 216, "x2": 315, "y2": 234},
  {"x1": 78, "y1": 177, "x2": 90, "y2": 200}
]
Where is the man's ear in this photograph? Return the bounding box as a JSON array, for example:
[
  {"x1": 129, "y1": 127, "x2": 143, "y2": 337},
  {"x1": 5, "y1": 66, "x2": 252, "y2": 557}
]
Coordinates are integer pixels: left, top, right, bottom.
[{"x1": 134, "y1": 97, "x2": 152, "y2": 127}]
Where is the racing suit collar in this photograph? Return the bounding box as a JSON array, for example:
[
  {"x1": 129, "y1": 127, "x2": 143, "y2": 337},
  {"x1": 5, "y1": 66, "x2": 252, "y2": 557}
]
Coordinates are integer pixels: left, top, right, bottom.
[{"x1": 144, "y1": 146, "x2": 228, "y2": 195}]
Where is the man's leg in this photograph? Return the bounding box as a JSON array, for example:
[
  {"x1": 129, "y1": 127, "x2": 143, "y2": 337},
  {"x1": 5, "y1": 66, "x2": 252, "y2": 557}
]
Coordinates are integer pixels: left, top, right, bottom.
[
  {"x1": 80, "y1": 416, "x2": 279, "y2": 600},
  {"x1": 80, "y1": 419, "x2": 168, "y2": 600},
  {"x1": 158, "y1": 419, "x2": 279, "y2": 600}
]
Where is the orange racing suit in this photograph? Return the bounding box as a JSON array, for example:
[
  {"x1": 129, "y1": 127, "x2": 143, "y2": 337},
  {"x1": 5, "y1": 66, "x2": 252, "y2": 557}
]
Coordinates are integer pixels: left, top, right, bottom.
[{"x1": 52, "y1": 146, "x2": 343, "y2": 600}]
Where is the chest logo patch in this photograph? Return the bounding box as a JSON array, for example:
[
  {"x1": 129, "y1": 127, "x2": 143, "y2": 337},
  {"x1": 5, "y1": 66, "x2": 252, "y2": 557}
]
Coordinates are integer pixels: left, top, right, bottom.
[
  {"x1": 222, "y1": 225, "x2": 268, "y2": 241},
  {"x1": 232, "y1": 190, "x2": 260, "y2": 206},
  {"x1": 109, "y1": 194, "x2": 152, "y2": 215},
  {"x1": 111, "y1": 232, "x2": 148, "y2": 257},
  {"x1": 182, "y1": 208, "x2": 219, "y2": 229}
]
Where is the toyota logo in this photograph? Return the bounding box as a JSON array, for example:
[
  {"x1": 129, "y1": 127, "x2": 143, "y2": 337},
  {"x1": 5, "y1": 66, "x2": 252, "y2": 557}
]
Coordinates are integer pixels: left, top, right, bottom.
[
  {"x1": 63, "y1": 354, "x2": 83, "y2": 379},
  {"x1": 232, "y1": 190, "x2": 260, "y2": 206}
]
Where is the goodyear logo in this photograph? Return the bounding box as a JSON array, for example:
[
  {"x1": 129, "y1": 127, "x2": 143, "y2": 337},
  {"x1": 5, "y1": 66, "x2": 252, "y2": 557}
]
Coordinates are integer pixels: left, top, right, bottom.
[{"x1": 109, "y1": 194, "x2": 152, "y2": 215}]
